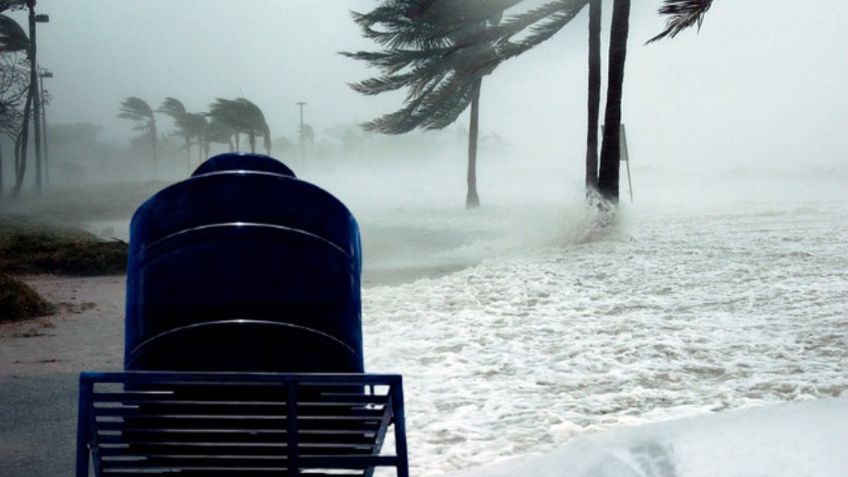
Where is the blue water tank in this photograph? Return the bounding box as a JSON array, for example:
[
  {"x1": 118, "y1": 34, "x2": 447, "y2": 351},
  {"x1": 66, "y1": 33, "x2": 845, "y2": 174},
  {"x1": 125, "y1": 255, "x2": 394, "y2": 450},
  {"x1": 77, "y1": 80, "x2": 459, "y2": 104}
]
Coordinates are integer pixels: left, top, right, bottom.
[{"x1": 124, "y1": 153, "x2": 363, "y2": 372}]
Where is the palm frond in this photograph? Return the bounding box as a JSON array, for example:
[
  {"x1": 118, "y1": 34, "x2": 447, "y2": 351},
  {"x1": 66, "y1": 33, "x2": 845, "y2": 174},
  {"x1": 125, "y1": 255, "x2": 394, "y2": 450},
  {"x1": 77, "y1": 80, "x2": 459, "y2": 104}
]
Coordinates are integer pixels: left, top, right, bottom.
[
  {"x1": 348, "y1": 71, "x2": 418, "y2": 95},
  {"x1": 157, "y1": 97, "x2": 187, "y2": 118},
  {"x1": 346, "y1": 0, "x2": 528, "y2": 134},
  {"x1": 647, "y1": 0, "x2": 714, "y2": 43},
  {"x1": 491, "y1": 0, "x2": 587, "y2": 41},
  {"x1": 207, "y1": 97, "x2": 269, "y2": 139},
  {"x1": 118, "y1": 97, "x2": 153, "y2": 120}
]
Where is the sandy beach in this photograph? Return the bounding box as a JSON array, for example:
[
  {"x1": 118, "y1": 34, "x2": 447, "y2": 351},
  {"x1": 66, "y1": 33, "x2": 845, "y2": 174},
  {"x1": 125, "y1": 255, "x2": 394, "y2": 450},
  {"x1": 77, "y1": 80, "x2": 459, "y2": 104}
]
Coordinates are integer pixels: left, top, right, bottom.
[
  {"x1": 0, "y1": 264, "x2": 463, "y2": 377},
  {"x1": 0, "y1": 275, "x2": 125, "y2": 376}
]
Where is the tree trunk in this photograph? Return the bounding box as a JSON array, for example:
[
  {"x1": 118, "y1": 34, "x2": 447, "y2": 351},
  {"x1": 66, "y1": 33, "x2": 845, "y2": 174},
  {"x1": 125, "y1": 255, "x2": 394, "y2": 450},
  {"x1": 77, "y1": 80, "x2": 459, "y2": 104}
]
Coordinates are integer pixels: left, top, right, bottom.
[
  {"x1": 198, "y1": 135, "x2": 204, "y2": 166},
  {"x1": 466, "y1": 78, "x2": 482, "y2": 209},
  {"x1": 585, "y1": 0, "x2": 602, "y2": 192},
  {"x1": 598, "y1": 0, "x2": 630, "y2": 204},
  {"x1": 185, "y1": 136, "x2": 191, "y2": 174},
  {"x1": 150, "y1": 121, "x2": 158, "y2": 176},
  {"x1": 249, "y1": 131, "x2": 256, "y2": 153},
  {"x1": 0, "y1": 143, "x2": 4, "y2": 201}
]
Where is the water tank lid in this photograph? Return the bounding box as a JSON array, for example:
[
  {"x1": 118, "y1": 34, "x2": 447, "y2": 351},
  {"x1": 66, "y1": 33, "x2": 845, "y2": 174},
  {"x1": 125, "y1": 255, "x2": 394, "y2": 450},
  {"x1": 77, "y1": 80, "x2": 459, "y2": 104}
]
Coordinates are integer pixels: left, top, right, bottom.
[{"x1": 192, "y1": 153, "x2": 296, "y2": 178}]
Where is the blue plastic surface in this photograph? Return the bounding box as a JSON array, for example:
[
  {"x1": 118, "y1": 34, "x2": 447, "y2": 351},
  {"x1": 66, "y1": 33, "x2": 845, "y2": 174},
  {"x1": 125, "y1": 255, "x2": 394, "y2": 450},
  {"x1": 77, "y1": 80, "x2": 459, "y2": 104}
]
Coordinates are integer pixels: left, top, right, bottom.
[{"x1": 124, "y1": 153, "x2": 363, "y2": 372}]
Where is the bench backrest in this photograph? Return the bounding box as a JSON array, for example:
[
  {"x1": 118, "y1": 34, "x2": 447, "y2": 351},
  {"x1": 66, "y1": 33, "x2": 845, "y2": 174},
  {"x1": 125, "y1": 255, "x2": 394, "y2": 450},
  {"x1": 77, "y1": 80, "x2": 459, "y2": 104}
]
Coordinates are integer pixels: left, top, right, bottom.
[{"x1": 77, "y1": 372, "x2": 408, "y2": 477}]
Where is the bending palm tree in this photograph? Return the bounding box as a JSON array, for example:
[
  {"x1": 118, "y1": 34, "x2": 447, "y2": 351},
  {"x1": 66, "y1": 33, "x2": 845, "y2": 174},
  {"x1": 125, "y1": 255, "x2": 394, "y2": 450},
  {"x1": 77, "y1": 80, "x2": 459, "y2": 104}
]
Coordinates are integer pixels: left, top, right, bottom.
[
  {"x1": 205, "y1": 115, "x2": 234, "y2": 153},
  {"x1": 208, "y1": 98, "x2": 271, "y2": 155},
  {"x1": 157, "y1": 97, "x2": 192, "y2": 171},
  {"x1": 185, "y1": 113, "x2": 209, "y2": 164},
  {"x1": 344, "y1": 1, "x2": 517, "y2": 208},
  {"x1": 158, "y1": 97, "x2": 210, "y2": 173},
  {"x1": 118, "y1": 96, "x2": 157, "y2": 172}
]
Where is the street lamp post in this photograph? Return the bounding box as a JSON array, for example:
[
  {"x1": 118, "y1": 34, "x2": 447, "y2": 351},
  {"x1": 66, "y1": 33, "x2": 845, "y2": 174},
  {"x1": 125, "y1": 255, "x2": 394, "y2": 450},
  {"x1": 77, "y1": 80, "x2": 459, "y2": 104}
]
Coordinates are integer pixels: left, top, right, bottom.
[
  {"x1": 296, "y1": 101, "x2": 306, "y2": 161},
  {"x1": 39, "y1": 70, "x2": 52, "y2": 186}
]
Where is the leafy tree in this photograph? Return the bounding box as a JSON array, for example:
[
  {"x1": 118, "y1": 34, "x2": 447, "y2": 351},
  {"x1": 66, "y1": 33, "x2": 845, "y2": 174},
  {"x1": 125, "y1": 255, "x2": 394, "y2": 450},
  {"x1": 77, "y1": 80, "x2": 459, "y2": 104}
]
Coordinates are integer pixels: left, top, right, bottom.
[
  {"x1": 0, "y1": 10, "x2": 30, "y2": 197},
  {"x1": 207, "y1": 97, "x2": 271, "y2": 155},
  {"x1": 0, "y1": 52, "x2": 26, "y2": 198},
  {"x1": 118, "y1": 96, "x2": 158, "y2": 171},
  {"x1": 343, "y1": 0, "x2": 526, "y2": 209}
]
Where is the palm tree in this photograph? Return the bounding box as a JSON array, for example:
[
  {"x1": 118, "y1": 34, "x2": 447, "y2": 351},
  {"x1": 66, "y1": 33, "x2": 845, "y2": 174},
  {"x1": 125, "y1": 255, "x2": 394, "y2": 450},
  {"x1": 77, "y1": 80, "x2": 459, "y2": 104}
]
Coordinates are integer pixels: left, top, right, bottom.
[
  {"x1": 207, "y1": 98, "x2": 271, "y2": 155},
  {"x1": 157, "y1": 97, "x2": 192, "y2": 171},
  {"x1": 597, "y1": 0, "x2": 631, "y2": 203},
  {"x1": 343, "y1": 1, "x2": 517, "y2": 208},
  {"x1": 205, "y1": 115, "x2": 234, "y2": 153},
  {"x1": 118, "y1": 96, "x2": 157, "y2": 171},
  {"x1": 186, "y1": 112, "x2": 208, "y2": 165},
  {"x1": 158, "y1": 97, "x2": 210, "y2": 173}
]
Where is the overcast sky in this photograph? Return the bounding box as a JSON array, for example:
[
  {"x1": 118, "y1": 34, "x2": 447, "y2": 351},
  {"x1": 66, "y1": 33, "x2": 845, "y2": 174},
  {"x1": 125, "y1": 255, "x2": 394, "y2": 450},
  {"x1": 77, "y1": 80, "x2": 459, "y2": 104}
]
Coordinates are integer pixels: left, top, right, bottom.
[{"x1": 7, "y1": 0, "x2": 848, "y2": 174}]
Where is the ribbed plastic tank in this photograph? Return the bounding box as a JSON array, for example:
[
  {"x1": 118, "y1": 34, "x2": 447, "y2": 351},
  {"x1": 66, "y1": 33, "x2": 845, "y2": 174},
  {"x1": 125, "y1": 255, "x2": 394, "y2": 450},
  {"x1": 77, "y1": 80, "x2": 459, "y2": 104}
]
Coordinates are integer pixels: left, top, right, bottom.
[{"x1": 124, "y1": 153, "x2": 363, "y2": 372}]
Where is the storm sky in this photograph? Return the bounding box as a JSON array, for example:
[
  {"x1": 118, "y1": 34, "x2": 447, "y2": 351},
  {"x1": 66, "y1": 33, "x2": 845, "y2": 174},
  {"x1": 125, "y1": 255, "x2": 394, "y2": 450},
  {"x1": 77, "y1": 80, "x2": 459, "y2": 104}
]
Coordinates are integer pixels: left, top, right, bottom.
[{"x1": 7, "y1": 0, "x2": 848, "y2": 174}]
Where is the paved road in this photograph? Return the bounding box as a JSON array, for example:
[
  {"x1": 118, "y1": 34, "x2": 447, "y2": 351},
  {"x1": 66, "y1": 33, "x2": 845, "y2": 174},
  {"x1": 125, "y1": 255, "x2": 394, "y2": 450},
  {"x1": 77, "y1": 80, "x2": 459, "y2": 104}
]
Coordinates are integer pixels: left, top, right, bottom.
[{"x1": 0, "y1": 373, "x2": 78, "y2": 477}]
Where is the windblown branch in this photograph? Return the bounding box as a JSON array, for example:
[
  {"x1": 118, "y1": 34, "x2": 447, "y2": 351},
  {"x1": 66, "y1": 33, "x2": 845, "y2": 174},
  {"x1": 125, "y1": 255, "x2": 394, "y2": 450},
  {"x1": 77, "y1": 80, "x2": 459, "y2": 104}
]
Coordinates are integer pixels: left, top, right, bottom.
[{"x1": 493, "y1": 0, "x2": 589, "y2": 61}]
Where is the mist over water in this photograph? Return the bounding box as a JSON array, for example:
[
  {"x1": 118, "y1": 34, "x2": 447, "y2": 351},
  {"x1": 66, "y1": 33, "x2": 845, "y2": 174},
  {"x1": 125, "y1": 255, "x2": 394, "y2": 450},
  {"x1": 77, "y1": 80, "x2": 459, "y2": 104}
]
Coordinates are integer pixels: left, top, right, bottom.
[{"x1": 354, "y1": 173, "x2": 846, "y2": 475}]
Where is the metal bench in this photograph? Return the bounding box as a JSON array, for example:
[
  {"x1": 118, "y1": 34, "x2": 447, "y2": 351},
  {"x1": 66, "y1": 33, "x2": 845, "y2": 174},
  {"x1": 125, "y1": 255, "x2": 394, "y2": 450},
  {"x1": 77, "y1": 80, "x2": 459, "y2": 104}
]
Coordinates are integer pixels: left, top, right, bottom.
[{"x1": 76, "y1": 371, "x2": 408, "y2": 477}]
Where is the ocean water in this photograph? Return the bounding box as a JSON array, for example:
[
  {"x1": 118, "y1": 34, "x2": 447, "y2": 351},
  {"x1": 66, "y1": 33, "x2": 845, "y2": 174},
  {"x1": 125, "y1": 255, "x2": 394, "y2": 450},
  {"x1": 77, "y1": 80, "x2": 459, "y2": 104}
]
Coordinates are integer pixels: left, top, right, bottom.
[
  {"x1": 74, "y1": 163, "x2": 848, "y2": 475},
  {"x1": 359, "y1": 196, "x2": 848, "y2": 476}
]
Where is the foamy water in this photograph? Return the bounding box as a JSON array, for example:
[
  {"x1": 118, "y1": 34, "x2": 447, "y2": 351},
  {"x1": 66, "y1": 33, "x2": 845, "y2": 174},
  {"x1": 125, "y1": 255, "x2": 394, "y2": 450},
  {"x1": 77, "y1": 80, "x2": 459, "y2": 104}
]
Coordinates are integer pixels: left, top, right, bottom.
[{"x1": 361, "y1": 200, "x2": 848, "y2": 476}]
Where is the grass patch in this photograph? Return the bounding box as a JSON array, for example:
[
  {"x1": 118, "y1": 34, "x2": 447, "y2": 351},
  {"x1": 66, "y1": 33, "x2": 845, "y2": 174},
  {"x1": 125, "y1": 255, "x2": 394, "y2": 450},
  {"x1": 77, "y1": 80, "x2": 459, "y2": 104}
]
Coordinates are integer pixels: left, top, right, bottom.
[
  {"x1": 0, "y1": 215, "x2": 128, "y2": 275},
  {"x1": 0, "y1": 272, "x2": 55, "y2": 322},
  {"x1": 2, "y1": 181, "x2": 169, "y2": 222}
]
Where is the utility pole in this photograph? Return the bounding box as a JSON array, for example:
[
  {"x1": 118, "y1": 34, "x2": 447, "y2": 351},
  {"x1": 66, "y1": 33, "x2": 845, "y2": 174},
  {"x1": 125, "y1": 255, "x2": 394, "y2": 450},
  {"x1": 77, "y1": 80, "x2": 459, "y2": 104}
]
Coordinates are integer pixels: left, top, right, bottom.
[
  {"x1": 39, "y1": 70, "x2": 52, "y2": 186},
  {"x1": 27, "y1": 0, "x2": 49, "y2": 193},
  {"x1": 296, "y1": 101, "x2": 306, "y2": 160}
]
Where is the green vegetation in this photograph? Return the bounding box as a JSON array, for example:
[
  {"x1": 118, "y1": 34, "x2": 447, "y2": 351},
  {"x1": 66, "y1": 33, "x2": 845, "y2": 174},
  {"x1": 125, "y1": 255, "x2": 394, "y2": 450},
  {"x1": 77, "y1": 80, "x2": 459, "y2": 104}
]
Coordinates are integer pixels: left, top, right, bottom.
[
  {"x1": 0, "y1": 271, "x2": 54, "y2": 322},
  {"x1": 0, "y1": 215, "x2": 127, "y2": 275}
]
